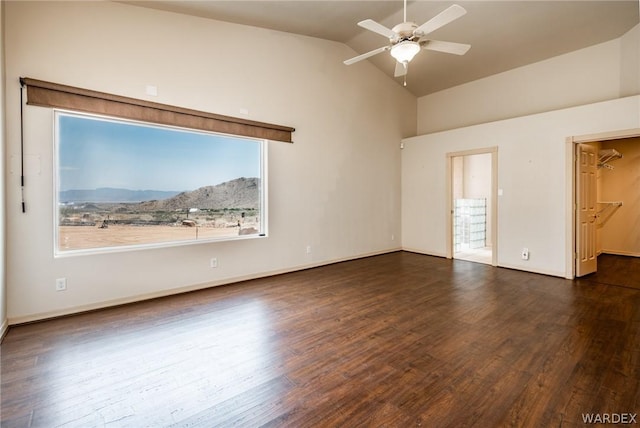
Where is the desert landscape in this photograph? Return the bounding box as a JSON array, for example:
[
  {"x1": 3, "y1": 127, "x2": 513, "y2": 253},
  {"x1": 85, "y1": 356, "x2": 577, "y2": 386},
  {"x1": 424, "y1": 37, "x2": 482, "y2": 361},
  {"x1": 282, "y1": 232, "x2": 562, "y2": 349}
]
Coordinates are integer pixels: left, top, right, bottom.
[
  {"x1": 58, "y1": 177, "x2": 261, "y2": 251},
  {"x1": 58, "y1": 224, "x2": 250, "y2": 251}
]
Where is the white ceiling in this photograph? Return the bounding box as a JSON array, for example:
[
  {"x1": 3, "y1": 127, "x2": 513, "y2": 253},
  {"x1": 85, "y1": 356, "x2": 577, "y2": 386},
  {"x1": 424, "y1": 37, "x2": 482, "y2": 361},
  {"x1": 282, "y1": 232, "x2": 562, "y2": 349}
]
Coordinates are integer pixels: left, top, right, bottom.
[{"x1": 122, "y1": 1, "x2": 639, "y2": 97}]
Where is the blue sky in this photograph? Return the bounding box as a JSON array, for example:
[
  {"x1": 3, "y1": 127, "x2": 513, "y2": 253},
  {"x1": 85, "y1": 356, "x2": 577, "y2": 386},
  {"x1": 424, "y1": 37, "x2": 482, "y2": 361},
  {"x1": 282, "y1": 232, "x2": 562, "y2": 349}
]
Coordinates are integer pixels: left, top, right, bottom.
[{"x1": 57, "y1": 113, "x2": 261, "y2": 191}]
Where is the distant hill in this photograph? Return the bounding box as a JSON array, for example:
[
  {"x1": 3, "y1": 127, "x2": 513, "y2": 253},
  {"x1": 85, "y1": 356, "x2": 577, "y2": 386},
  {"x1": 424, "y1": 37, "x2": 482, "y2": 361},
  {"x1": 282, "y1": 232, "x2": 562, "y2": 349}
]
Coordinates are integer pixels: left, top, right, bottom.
[
  {"x1": 137, "y1": 177, "x2": 259, "y2": 211},
  {"x1": 60, "y1": 188, "x2": 181, "y2": 203},
  {"x1": 59, "y1": 177, "x2": 260, "y2": 209}
]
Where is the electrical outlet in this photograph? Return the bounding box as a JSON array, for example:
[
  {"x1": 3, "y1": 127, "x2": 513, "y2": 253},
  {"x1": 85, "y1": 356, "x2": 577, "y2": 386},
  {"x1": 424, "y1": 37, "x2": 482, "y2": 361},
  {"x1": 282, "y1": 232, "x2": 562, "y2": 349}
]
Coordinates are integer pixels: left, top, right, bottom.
[
  {"x1": 210, "y1": 257, "x2": 218, "y2": 268},
  {"x1": 521, "y1": 248, "x2": 529, "y2": 260},
  {"x1": 306, "y1": 245, "x2": 312, "y2": 254},
  {"x1": 145, "y1": 84, "x2": 158, "y2": 96},
  {"x1": 55, "y1": 278, "x2": 67, "y2": 291}
]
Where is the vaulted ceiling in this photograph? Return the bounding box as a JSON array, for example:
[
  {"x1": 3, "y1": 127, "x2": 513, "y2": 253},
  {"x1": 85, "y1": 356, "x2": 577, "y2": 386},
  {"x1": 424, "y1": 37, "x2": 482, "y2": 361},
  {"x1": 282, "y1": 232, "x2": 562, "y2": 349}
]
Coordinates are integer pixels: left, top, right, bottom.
[{"x1": 122, "y1": 1, "x2": 639, "y2": 97}]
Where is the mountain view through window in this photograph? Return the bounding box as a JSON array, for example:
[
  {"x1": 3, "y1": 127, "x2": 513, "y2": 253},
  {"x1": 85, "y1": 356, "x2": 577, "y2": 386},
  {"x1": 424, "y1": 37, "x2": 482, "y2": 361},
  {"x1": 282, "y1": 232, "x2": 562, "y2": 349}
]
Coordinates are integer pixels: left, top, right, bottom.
[{"x1": 56, "y1": 111, "x2": 265, "y2": 254}]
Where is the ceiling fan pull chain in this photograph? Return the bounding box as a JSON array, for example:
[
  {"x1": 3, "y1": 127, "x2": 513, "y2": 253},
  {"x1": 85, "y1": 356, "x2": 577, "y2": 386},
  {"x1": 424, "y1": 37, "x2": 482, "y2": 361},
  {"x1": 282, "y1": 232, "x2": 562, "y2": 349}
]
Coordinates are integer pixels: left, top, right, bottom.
[
  {"x1": 405, "y1": 61, "x2": 409, "y2": 86},
  {"x1": 403, "y1": 63, "x2": 407, "y2": 86}
]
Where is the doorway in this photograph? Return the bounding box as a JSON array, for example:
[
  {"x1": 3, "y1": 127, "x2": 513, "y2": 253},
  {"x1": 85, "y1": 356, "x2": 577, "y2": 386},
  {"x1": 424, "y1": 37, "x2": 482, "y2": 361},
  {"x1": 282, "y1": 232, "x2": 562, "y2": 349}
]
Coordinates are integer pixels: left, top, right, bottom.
[
  {"x1": 446, "y1": 147, "x2": 498, "y2": 266},
  {"x1": 570, "y1": 129, "x2": 640, "y2": 278}
]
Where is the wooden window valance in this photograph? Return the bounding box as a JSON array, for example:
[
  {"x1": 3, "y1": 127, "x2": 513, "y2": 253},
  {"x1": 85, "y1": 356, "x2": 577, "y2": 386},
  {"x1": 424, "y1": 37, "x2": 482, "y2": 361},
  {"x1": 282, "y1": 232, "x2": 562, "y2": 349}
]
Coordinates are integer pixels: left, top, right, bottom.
[{"x1": 20, "y1": 77, "x2": 295, "y2": 143}]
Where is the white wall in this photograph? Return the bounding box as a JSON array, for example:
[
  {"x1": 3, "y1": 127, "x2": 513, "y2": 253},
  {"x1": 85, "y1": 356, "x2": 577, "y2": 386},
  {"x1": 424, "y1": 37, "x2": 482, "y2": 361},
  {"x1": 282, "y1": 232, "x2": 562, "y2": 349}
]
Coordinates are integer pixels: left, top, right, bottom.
[
  {"x1": 0, "y1": 1, "x2": 7, "y2": 338},
  {"x1": 463, "y1": 154, "x2": 491, "y2": 200},
  {"x1": 621, "y1": 24, "x2": 640, "y2": 97},
  {"x1": 417, "y1": 38, "x2": 625, "y2": 134},
  {"x1": 4, "y1": 1, "x2": 416, "y2": 323},
  {"x1": 402, "y1": 96, "x2": 640, "y2": 277},
  {"x1": 463, "y1": 153, "x2": 492, "y2": 247}
]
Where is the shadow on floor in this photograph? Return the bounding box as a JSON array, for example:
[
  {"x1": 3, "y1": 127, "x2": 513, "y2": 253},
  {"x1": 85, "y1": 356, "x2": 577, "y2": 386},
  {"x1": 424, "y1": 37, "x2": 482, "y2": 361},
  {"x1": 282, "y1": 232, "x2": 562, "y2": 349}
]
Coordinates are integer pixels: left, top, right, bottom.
[{"x1": 578, "y1": 254, "x2": 640, "y2": 290}]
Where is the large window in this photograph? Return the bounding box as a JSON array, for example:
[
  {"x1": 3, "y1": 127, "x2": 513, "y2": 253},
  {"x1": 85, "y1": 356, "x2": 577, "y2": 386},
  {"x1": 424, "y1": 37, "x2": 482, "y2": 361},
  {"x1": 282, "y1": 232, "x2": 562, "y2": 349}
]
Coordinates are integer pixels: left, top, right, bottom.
[{"x1": 55, "y1": 111, "x2": 266, "y2": 255}]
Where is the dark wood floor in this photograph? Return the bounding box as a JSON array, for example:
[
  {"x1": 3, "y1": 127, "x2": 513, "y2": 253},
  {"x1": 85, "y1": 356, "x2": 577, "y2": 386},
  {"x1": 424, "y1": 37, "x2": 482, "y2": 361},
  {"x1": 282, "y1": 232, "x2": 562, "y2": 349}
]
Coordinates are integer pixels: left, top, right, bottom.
[
  {"x1": 1, "y1": 252, "x2": 639, "y2": 427},
  {"x1": 578, "y1": 253, "x2": 640, "y2": 291}
]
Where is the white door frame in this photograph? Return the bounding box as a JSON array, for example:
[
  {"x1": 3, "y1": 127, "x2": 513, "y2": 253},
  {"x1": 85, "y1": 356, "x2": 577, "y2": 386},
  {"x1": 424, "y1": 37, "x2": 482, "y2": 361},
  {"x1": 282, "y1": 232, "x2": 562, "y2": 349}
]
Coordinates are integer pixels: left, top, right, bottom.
[
  {"x1": 566, "y1": 128, "x2": 640, "y2": 279},
  {"x1": 445, "y1": 147, "x2": 498, "y2": 266}
]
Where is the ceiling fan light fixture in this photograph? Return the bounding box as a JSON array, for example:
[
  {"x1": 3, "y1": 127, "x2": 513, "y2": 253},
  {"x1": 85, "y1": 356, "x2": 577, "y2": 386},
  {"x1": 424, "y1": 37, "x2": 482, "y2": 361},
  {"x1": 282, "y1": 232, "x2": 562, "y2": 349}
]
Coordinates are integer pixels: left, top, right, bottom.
[{"x1": 390, "y1": 41, "x2": 421, "y2": 63}]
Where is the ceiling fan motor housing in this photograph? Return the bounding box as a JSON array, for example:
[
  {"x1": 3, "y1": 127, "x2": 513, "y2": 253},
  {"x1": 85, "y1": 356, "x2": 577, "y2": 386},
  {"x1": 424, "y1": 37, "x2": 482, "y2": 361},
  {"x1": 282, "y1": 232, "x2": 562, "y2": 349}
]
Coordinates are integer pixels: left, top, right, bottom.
[{"x1": 391, "y1": 22, "x2": 419, "y2": 43}]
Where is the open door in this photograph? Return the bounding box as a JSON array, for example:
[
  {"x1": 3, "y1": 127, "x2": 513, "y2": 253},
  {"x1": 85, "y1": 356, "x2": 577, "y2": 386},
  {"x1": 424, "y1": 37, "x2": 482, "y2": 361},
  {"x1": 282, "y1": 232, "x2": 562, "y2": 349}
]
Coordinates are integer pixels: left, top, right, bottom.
[
  {"x1": 576, "y1": 143, "x2": 598, "y2": 276},
  {"x1": 446, "y1": 147, "x2": 497, "y2": 266}
]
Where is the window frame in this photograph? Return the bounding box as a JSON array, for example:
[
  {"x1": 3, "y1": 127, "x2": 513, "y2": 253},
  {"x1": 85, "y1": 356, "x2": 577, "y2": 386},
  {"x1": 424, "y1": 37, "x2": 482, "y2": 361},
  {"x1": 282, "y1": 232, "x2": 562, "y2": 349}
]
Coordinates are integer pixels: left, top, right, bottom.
[{"x1": 53, "y1": 109, "x2": 268, "y2": 257}]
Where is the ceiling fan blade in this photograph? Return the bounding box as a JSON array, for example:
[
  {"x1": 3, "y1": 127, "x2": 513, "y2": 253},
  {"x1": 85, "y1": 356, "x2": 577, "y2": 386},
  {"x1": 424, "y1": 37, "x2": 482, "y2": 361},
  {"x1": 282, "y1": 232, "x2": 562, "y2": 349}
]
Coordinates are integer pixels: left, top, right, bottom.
[
  {"x1": 394, "y1": 61, "x2": 408, "y2": 77},
  {"x1": 343, "y1": 46, "x2": 389, "y2": 65},
  {"x1": 423, "y1": 40, "x2": 471, "y2": 55},
  {"x1": 415, "y1": 4, "x2": 467, "y2": 36},
  {"x1": 357, "y1": 19, "x2": 396, "y2": 39}
]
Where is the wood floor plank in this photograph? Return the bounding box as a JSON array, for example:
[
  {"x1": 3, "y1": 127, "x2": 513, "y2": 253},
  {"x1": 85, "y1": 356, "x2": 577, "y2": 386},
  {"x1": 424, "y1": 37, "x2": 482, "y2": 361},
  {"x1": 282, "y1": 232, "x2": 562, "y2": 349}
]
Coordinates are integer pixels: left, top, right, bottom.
[{"x1": 2, "y1": 252, "x2": 639, "y2": 427}]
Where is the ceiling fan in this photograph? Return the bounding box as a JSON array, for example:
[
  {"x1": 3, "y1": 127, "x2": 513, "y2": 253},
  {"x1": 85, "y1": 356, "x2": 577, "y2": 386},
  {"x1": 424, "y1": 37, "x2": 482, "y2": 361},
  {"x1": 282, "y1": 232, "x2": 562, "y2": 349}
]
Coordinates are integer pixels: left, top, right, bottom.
[{"x1": 344, "y1": 1, "x2": 471, "y2": 85}]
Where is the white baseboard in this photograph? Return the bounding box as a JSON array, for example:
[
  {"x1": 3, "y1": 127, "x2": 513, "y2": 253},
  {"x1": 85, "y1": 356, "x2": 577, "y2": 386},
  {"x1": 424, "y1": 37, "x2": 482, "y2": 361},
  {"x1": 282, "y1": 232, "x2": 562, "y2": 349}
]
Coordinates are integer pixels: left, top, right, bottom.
[
  {"x1": 497, "y1": 262, "x2": 566, "y2": 278},
  {"x1": 8, "y1": 247, "x2": 402, "y2": 326},
  {"x1": 401, "y1": 247, "x2": 448, "y2": 258},
  {"x1": 401, "y1": 248, "x2": 567, "y2": 278}
]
